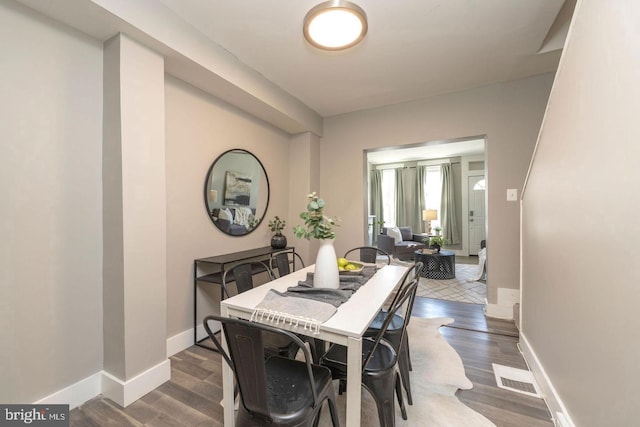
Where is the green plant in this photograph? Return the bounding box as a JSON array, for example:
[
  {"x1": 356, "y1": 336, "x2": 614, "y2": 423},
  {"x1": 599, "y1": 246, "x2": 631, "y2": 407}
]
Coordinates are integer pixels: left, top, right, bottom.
[
  {"x1": 423, "y1": 235, "x2": 449, "y2": 247},
  {"x1": 292, "y1": 192, "x2": 339, "y2": 240},
  {"x1": 268, "y1": 216, "x2": 286, "y2": 234}
]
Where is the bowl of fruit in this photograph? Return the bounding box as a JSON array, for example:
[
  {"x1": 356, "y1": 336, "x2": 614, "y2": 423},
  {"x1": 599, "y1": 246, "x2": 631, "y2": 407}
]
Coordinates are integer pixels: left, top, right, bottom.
[{"x1": 337, "y1": 257, "x2": 364, "y2": 273}]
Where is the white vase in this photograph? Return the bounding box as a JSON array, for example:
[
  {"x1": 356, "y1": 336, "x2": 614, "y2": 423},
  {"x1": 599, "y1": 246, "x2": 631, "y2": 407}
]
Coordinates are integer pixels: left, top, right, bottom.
[{"x1": 313, "y1": 239, "x2": 340, "y2": 289}]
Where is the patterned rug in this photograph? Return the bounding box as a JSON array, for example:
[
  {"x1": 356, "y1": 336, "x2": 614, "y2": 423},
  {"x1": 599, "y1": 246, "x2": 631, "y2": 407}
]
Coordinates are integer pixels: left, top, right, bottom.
[{"x1": 392, "y1": 260, "x2": 486, "y2": 304}]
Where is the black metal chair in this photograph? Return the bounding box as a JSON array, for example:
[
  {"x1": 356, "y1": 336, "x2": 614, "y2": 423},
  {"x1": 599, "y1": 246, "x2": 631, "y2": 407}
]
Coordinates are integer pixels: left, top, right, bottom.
[
  {"x1": 270, "y1": 250, "x2": 305, "y2": 278},
  {"x1": 343, "y1": 246, "x2": 391, "y2": 265},
  {"x1": 320, "y1": 279, "x2": 419, "y2": 426},
  {"x1": 364, "y1": 261, "x2": 423, "y2": 406},
  {"x1": 220, "y1": 261, "x2": 298, "y2": 359},
  {"x1": 204, "y1": 315, "x2": 340, "y2": 427}
]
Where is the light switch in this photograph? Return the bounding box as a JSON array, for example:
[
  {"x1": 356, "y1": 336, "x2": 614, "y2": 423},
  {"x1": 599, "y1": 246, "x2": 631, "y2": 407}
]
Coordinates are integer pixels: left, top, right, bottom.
[{"x1": 507, "y1": 189, "x2": 518, "y2": 201}]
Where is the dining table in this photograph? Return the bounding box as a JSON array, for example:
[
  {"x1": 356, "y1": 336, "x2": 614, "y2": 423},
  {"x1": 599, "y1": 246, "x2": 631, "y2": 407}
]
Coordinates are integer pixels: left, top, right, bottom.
[{"x1": 219, "y1": 263, "x2": 409, "y2": 427}]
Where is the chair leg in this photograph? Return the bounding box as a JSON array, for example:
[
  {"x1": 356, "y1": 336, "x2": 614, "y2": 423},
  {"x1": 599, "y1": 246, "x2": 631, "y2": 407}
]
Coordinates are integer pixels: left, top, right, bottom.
[
  {"x1": 364, "y1": 373, "x2": 397, "y2": 427},
  {"x1": 405, "y1": 334, "x2": 412, "y2": 371},
  {"x1": 395, "y1": 372, "x2": 408, "y2": 420},
  {"x1": 398, "y1": 346, "x2": 413, "y2": 405}
]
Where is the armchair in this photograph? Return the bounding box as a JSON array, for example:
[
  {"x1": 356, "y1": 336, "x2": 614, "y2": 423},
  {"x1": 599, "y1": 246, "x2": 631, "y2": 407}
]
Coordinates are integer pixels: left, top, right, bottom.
[{"x1": 377, "y1": 226, "x2": 426, "y2": 260}]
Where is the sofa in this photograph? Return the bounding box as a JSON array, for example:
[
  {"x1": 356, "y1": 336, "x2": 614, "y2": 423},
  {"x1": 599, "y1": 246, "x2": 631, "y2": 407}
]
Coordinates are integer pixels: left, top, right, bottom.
[{"x1": 377, "y1": 226, "x2": 426, "y2": 260}]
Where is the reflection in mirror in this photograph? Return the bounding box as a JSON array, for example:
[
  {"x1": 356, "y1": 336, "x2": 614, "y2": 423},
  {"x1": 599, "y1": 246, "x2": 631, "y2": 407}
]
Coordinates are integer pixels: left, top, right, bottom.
[{"x1": 204, "y1": 149, "x2": 270, "y2": 236}]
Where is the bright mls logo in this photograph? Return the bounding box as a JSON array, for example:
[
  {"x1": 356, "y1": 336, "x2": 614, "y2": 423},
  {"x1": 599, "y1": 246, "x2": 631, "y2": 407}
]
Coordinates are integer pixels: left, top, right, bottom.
[{"x1": 0, "y1": 405, "x2": 68, "y2": 426}]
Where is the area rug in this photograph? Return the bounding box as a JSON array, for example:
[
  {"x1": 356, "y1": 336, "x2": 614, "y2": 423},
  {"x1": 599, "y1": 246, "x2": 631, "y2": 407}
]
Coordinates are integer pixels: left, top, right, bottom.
[
  {"x1": 317, "y1": 317, "x2": 495, "y2": 426},
  {"x1": 392, "y1": 260, "x2": 486, "y2": 304}
]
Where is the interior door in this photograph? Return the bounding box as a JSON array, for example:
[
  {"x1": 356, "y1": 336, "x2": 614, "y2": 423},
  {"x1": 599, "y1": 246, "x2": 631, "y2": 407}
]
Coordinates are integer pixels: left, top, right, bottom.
[{"x1": 468, "y1": 176, "x2": 486, "y2": 255}]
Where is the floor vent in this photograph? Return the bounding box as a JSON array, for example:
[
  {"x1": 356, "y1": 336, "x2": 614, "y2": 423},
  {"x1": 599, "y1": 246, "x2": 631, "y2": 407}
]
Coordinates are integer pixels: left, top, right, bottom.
[{"x1": 492, "y1": 363, "x2": 541, "y2": 398}]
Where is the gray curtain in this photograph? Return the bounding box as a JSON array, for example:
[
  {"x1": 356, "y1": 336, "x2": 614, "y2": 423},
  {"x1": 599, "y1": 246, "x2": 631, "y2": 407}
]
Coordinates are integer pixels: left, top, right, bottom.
[
  {"x1": 416, "y1": 166, "x2": 426, "y2": 233},
  {"x1": 441, "y1": 163, "x2": 461, "y2": 244},
  {"x1": 370, "y1": 169, "x2": 383, "y2": 237}
]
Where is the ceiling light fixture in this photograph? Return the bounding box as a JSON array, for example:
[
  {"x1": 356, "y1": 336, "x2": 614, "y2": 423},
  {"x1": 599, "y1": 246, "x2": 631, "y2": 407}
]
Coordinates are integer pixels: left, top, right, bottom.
[{"x1": 303, "y1": 1, "x2": 368, "y2": 51}]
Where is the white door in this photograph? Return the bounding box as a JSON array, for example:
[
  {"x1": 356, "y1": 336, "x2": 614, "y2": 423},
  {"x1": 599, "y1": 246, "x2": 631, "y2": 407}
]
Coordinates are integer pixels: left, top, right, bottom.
[{"x1": 468, "y1": 176, "x2": 486, "y2": 255}]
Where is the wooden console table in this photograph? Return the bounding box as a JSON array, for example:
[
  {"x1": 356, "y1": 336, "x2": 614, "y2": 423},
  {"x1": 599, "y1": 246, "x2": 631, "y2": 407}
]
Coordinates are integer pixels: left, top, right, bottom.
[{"x1": 193, "y1": 246, "x2": 294, "y2": 350}]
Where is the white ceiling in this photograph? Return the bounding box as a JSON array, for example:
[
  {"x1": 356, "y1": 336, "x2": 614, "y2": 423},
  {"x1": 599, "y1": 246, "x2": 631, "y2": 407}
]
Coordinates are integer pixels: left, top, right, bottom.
[{"x1": 158, "y1": 0, "x2": 572, "y2": 117}]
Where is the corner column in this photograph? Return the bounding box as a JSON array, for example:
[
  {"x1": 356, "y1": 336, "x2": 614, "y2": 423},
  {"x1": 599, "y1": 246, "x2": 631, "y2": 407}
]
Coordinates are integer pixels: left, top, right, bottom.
[{"x1": 102, "y1": 33, "x2": 169, "y2": 407}]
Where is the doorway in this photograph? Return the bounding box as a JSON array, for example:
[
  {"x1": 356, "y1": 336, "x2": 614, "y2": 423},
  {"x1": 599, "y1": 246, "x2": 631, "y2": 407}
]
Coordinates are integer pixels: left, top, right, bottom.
[{"x1": 366, "y1": 135, "x2": 486, "y2": 257}]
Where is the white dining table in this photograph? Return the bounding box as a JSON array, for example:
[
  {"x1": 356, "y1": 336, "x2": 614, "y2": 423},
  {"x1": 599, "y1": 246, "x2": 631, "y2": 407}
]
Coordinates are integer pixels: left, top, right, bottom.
[{"x1": 219, "y1": 263, "x2": 408, "y2": 427}]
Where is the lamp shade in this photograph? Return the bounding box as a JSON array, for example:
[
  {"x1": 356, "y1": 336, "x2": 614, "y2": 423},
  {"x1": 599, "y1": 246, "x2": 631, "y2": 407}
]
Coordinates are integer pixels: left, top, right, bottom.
[
  {"x1": 423, "y1": 209, "x2": 438, "y2": 221},
  {"x1": 303, "y1": 1, "x2": 368, "y2": 50}
]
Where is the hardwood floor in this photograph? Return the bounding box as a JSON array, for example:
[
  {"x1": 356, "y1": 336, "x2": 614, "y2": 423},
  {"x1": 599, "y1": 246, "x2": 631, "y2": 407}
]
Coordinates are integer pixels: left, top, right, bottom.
[{"x1": 70, "y1": 298, "x2": 553, "y2": 427}]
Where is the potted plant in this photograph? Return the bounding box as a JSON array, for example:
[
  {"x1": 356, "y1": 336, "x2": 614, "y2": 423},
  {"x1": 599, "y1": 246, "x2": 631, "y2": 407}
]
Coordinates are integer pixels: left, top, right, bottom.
[
  {"x1": 268, "y1": 216, "x2": 287, "y2": 249},
  {"x1": 422, "y1": 235, "x2": 449, "y2": 253},
  {"x1": 293, "y1": 192, "x2": 340, "y2": 288},
  {"x1": 433, "y1": 225, "x2": 442, "y2": 236}
]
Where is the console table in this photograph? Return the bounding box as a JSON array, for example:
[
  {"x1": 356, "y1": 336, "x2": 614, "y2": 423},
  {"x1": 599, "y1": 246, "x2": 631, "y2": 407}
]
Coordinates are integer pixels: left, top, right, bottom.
[
  {"x1": 193, "y1": 246, "x2": 294, "y2": 349},
  {"x1": 414, "y1": 249, "x2": 456, "y2": 280}
]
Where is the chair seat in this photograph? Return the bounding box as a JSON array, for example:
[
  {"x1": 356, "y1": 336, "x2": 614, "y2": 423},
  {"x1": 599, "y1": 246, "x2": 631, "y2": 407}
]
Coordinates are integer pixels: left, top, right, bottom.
[
  {"x1": 365, "y1": 310, "x2": 404, "y2": 336},
  {"x1": 321, "y1": 338, "x2": 397, "y2": 376},
  {"x1": 260, "y1": 356, "x2": 334, "y2": 420}
]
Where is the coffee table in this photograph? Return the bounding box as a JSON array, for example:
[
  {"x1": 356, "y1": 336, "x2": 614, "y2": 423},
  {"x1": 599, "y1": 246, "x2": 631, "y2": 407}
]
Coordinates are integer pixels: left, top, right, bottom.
[{"x1": 414, "y1": 249, "x2": 456, "y2": 279}]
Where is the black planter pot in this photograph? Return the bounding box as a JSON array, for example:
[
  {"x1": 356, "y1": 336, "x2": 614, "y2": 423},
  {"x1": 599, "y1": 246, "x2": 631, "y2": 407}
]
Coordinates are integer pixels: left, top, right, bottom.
[{"x1": 271, "y1": 233, "x2": 287, "y2": 249}]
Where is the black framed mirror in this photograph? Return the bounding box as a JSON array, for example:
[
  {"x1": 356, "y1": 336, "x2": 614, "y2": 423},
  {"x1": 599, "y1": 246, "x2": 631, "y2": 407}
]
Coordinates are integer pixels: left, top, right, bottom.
[{"x1": 204, "y1": 149, "x2": 270, "y2": 236}]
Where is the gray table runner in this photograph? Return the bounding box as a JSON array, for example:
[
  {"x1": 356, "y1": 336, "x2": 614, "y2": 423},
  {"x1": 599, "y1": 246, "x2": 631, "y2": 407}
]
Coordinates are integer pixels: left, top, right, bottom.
[{"x1": 250, "y1": 265, "x2": 379, "y2": 333}]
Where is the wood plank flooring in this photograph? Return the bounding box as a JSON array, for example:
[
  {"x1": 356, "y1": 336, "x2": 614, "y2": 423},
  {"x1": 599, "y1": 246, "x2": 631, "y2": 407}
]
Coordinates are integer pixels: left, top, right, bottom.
[{"x1": 70, "y1": 259, "x2": 553, "y2": 427}]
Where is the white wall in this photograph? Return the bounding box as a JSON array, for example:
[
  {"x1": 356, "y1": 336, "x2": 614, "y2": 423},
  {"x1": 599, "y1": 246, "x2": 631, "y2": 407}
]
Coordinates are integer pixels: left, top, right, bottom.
[
  {"x1": 164, "y1": 76, "x2": 293, "y2": 339},
  {"x1": 0, "y1": 1, "x2": 103, "y2": 402},
  {"x1": 521, "y1": 1, "x2": 640, "y2": 425},
  {"x1": 320, "y1": 74, "x2": 553, "y2": 307}
]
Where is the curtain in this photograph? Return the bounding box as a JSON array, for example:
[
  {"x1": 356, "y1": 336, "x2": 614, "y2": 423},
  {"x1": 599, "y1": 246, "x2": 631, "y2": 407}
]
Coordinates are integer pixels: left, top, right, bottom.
[
  {"x1": 441, "y1": 163, "x2": 461, "y2": 244},
  {"x1": 394, "y1": 168, "x2": 406, "y2": 227},
  {"x1": 416, "y1": 166, "x2": 426, "y2": 233},
  {"x1": 370, "y1": 169, "x2": 383, "y2": 237}
]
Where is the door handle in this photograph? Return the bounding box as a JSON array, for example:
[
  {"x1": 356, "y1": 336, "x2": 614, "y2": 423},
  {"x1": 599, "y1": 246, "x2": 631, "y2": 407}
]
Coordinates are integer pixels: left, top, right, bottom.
[{"x1": 470, "y1": 219, "x2": 474, "y2": 222}]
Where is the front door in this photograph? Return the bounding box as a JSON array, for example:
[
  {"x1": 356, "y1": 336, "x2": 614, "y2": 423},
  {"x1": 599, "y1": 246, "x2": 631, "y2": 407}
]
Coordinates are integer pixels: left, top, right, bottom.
[{"x1": 468, "y1": 176, "x2": 486, "y2": 255}]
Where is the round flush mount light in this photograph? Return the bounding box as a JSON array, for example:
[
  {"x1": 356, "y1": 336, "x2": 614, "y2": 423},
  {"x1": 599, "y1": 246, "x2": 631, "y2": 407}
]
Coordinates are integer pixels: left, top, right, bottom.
[{"x1": 303, "y1": 1, "x2": 368, "y2": 51}]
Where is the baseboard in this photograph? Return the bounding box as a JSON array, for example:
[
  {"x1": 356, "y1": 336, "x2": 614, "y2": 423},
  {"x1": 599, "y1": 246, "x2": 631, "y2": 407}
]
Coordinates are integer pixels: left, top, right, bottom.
[
  {"x1": 484, "y1": 288, "x2": 520, "y2": 320},
  {"x1": 102, "y1": 359, "x2": 171, "y2": 407},
  {"x1": 167, "y1": 328, "x2": 195, "y2": 357},
  {"x1": 35, "y1": 372, "x2": 102, "y2": 410},
  {"x1": 519, "y1": 333, "x2": 576, "y2": 427}
]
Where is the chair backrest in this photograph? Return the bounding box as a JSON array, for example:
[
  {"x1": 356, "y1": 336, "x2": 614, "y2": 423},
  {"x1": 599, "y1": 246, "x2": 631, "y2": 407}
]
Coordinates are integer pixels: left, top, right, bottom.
[
  {"x1": 363, "y1": 279, "x2": 418, "y2": 370},
  {"x1": 270, "y1": 250, "x2": 305, "y2": 277},
  {"x1": 386, "y1": 261, "x2": 422, "y2": 312},
  {"x1": 222, "y1": 261, "x2": 272, "y2": 298},
  {"x1": 203, "y1": 315, "x2": 319, "y2": 420},
  {"x1": 344, "y1": 246, "x2": 391, "y2": 265}
]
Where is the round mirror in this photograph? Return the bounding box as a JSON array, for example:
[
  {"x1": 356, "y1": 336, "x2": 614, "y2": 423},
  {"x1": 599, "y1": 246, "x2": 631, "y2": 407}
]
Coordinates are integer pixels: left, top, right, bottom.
[{"x1": 204, "y1": 149, "x2": 270, "y2": 236}]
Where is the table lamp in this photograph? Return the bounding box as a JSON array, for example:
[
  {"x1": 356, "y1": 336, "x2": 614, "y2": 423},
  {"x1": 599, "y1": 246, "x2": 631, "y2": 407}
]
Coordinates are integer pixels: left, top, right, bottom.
[{"x1": 422, "y1": 209, "x2": 438, "y2": 235}]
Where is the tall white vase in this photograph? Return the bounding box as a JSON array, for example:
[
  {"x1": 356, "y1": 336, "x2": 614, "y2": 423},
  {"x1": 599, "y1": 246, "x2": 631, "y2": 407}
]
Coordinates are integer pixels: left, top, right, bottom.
[{"x1": 313, "y1": 239, "x2": 340, "y2": 289}]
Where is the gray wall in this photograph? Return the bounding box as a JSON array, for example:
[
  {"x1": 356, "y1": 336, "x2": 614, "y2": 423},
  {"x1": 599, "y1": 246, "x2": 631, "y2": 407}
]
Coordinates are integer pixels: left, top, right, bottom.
[
  {"x1": 521, "y1": 1, "x2": 640, "y2": 425},
  {"x1": 165, "y1": 76, "x2": 293, "y2": 338},
  {"x1": 320, "y1": 74, "x2": 553, "y2": 304},
  {"x1": 0, "y1": 1, "x2": 103, "y2": 402}
]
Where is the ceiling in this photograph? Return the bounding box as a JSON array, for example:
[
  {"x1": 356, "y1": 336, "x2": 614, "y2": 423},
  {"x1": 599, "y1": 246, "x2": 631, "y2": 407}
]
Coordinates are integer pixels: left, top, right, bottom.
[{"x1": 158, "y1": 0, "x2": 573, "y2": 118}]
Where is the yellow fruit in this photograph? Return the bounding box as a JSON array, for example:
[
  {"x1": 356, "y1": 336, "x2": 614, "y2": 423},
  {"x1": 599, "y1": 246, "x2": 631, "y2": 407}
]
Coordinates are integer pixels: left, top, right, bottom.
[
  {"x1": 345, "y1": 264, "x2": 357, "y2": 271},
  {"x1": 337, "y1": 257, "x2": 349, "y2": 267}
]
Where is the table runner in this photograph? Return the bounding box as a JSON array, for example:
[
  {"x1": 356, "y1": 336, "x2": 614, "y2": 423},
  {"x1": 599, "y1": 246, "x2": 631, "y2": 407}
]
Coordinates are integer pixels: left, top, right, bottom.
[{"x1": 250, "y1": 265, "x2": 378, "y2": 334}]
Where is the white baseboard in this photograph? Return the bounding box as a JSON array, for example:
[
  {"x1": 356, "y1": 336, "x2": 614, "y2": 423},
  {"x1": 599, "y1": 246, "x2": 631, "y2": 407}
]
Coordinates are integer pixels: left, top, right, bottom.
[
  {"x1": 102, "y1": 359, "x2": 171, "y2": 408},
  {"x1": 484, "y1": 288, "x2": 520, "y2": 320},
  {"x1": 519, "y1": 333, "x2": 576, "y2": 427},
  {"x1": 35, "y1": 372, "x2": 102, "y2": 410},
  {"x1": 167, "y1": 328, "x2": 195, "y2": 357}
]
